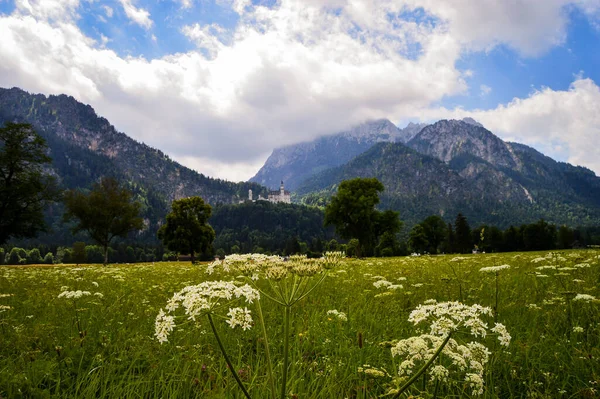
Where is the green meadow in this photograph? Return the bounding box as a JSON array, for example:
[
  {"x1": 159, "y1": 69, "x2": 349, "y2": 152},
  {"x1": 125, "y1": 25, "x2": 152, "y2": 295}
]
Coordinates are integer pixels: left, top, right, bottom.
[{"x1": 1, "y1": 250, "x2": 599, "y2": 398}]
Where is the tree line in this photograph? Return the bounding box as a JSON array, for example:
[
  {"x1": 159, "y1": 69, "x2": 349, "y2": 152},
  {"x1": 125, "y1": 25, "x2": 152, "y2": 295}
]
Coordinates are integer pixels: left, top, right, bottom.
[{"x1": 407, "y1": 214, "x2": 600, "y2": 255}]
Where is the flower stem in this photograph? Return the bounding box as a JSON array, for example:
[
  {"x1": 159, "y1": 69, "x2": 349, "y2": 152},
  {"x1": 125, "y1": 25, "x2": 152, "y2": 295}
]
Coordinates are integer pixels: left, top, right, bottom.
[
  {"x1": 391, "y1": 332, "x2": 453, "y2": 399},
  {"x1": 256, "y1": 299, "x2": 276, "y2": 399},
  {"x1": 207, "y1": 313, "x2": 252, "y2": 399},
  {"x1": 280, "y1": 305, "x2": 291, "y2": 399},
  {"x1": 494, "y1": 272, "x2": 499, "y2": 322}
]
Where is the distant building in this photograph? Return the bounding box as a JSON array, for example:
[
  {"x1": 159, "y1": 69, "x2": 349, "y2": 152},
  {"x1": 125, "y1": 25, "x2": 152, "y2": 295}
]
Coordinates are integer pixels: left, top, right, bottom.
[
  {"x1": 240, "y1": 181, "x2": 291, "y2": 204},
  {"x1": 267, "y1": 181, "x2": 291, "y2": 203}
]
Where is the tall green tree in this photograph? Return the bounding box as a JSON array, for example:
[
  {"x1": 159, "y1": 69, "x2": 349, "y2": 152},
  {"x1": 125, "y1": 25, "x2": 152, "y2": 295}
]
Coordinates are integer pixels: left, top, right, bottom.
[
  {"x1": 0, "y1": 122, "x2": 59, "y2": 244},
  {"x1": 63, "y1": 177, "x2": 143, "y2": 265},
  {"x1": 454, "y1": 213, "x2": 472, "y2": 254},
  {"x1": 420, "y1": 215, "x2": 448, "y2": 254},
  {"x1": 324, "y1": 178, "x2": 399, "y2": 257},
  {"x1": 408, "y1": 224, "x2": 429, "y2": 254},
  {"x1": 158, "y1": 196, "x2": 215, "y2": 263}
]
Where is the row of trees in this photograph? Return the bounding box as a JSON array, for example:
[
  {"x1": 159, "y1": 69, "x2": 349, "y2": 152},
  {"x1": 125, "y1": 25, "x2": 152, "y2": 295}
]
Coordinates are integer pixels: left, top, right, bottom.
[
  {"x1": 408, "y1": 214, "x2": 599, "y2": 254},
  {"x1": 0, "y1": 244, "x2": 178, "y2": 265}
]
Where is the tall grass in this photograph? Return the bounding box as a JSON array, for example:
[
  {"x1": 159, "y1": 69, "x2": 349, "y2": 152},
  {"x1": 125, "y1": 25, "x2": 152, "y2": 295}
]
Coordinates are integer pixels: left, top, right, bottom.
[{"x1": 0, "y1": 250, "x2": 599, "y2": 398}]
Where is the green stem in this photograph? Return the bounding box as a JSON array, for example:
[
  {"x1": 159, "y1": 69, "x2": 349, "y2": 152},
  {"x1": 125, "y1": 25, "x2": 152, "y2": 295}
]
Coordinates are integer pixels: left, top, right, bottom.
[
  {"x1": 291, "y1": 272, "x2": 328, "y2": 306},
  {"x1": 280, "y1": 305, "x2": 291, "y2": 399},
  {"x1": 391, "y1": 332, "x2": 453, "y2": 399},
  {"x1": 494, "y1": 272, "x2": 499, "y2": 322},
  {"x1": 207, "y1": 313, "x2": 252, "y2": 399},
  {"x1": 256, "y1": 300, "x2": 276, "y2": 399}
]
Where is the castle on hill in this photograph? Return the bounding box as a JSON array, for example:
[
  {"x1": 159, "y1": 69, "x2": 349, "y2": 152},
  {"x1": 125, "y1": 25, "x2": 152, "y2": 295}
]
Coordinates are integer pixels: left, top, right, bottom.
[{"x1": 243, "y1": 181, "x2": 291, "y2": 204}]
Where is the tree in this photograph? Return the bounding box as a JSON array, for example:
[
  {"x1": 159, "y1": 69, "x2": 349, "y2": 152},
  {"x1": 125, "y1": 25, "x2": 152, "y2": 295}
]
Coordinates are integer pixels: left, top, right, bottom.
[
  {"x1": 420, "y1": 215, "x2": 448, "y2": 254},
  {"x1": 158, "y1": 196, "x2": 215, "y2": 264},
  {"x1": 63, "y1": 177, "x2": 143, "y2": 265},
  {"x1": 0, "y1": 122, "x2": 59, "y2": 245},
  {"x1": 72, "y1": 242, "x2": 87, "y2": 265},
  {"x1": 408, "y1": 224, "x2": 429, "y2": 254},
  {"x1": 324, "y1": 178, "x2": 398, "y2": 257},
  {"x1": 454, "y1": 213, "x2": 472, "y2": 254}
]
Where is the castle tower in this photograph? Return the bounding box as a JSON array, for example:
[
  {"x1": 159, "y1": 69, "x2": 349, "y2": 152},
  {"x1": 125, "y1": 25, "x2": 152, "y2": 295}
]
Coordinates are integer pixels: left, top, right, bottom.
[
  {"x1": 249, "y1": 189, "x2": 253, "y2": 201},
  {"x1": 280, "y1": 180, "x2": 285, "y2": 195}
]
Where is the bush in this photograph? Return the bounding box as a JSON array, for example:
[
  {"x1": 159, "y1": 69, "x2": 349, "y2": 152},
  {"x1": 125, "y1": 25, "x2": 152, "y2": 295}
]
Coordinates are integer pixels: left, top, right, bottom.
[
  {"x1": 7, "y1": 248, "x2": 24, "y2": 265},
  {"x1": 27, "y1": 248, "x2": 42, "y2": 264},
  {"x1": 43, "y1": 252, "x2": 54, "y2": 264},
  {"x1": 85, "y1": 246, "x2": 104, "y2": 264},
  {"x1": 56, "y1": 247, "x2": 72, "y2": 264},
  {"x1": 346, "y1": 239, "x2": 360, "y2": 257},
  {"x1": 380, "y1": 247, "x2": 394, "y2": 257}
]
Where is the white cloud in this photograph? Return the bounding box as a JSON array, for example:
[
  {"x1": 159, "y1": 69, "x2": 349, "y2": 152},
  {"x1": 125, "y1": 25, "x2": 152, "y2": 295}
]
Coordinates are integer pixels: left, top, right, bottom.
[
  {"x1": 102, "y1": 5, "x2": 114, "y2": 18},
  {"x1": 15, "y1": 0, "x2": 79, "y2": 21},
  {"x1": 177, "y1": 0, "x2": 194, "y2": 9},
  {"x1": 480, "y1": 84, "x2": 492, "y2": 96},
  {"x1": 416, "y1": 78, "x2": 600, "y2": 176},
  {"x1": 181, "y1": 23, "x2": 226, "y2": 57},
  {"x1": 0, "y1": 0, "x2": 598, "y2": 181},
  {"x1": 118, "y1": 0, "x2": 153, "y2": 30}
]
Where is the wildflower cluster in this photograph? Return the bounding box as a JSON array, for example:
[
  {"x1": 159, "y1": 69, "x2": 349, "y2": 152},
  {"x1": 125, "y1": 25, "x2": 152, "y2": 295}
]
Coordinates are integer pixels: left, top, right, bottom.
[
  {"x1": 207, "y1": 252, "x2": 344, "y2": 280},
  {"x1": 357, "y1": 364, "x2": 389, "y2": 378},
  {"x1": 391, "y1": 334, "x2": 490, "y2": 394},
  {"x1": 326, "y1": 309, "x2": 348, "y2": 321},
  {"x1": 57, "y1": 290, "x2": 92, "y2": 299},
  {"x1": 573, "y1": 293, "x2": 597, "y2": 303},
  {"x1": 155, "y1": 280, "x2": 260, "y2": 343},
  {"x1": 479, "y1": 264, "x2": 510, "y2": 273},
  {"x1": 389, "y1": 300, "x2": 511, "y2": 396}
]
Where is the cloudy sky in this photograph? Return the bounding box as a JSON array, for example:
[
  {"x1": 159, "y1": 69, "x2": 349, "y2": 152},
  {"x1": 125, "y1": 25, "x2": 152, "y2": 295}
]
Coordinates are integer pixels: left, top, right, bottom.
[{"x1": 1, "y1": 0, "x2": 599, "y2": 181}]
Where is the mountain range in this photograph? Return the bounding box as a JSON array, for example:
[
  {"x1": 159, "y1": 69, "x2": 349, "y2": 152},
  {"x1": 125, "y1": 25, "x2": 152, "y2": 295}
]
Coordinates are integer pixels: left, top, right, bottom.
[
  {"x1": 0, "y1": 87, "x2": 267, "y2": 244},
  {"x1": 2, "y1": 86, "x2": 600, "y2": 239},
  {"x1": 254, "y1": 118, "x2": 600, "y2": 228}
]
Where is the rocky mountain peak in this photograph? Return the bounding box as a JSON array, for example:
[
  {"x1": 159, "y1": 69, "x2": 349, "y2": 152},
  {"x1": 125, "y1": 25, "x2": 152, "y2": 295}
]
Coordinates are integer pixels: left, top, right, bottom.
[
  {"x1": 461, "y1": 117, "x2": 484, "y2": 127},
  {"x1": 408, "y1": 119, "x2": 522, "y2": 170}
]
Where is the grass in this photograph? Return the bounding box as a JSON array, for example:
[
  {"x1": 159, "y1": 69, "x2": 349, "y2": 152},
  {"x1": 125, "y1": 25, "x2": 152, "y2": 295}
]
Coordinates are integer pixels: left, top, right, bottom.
[{"x1": 1, "y1": 250, "x2": 599, "y2": 398}]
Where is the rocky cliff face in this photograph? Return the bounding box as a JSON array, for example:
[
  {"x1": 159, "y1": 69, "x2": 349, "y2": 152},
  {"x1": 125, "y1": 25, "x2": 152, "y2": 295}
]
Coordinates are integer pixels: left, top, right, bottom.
[
  {"x1": 408, "y1": 119, "x2": 522, "y2": 170},
  {"x1": 250, "y1": 119, "x2": 426, "y2": 190}
]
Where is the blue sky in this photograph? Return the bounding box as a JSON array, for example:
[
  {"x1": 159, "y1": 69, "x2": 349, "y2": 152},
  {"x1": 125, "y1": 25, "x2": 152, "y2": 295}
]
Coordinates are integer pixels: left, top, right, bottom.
[{"x1": 0, "y1": 0, "x2": 599, "y2": 181}]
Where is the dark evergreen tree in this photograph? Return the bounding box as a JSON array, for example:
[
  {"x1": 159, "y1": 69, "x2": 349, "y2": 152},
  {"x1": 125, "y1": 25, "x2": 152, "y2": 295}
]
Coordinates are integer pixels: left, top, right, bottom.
[
  {"x1": 443, "y1": 223, "x2": 456, "y2": 253},
  {"x1": 420, "y1": 215, "x2": 447, "y2": 254},
  {"x1": 409, "y1": 224, "x2": 429, "y2": 254},
  {"x1": 0, "y1": 122, "x2": 60, "y2": 244},
  {"x1": 454, "y1": 213, "x2": 472, "y2": 253}
]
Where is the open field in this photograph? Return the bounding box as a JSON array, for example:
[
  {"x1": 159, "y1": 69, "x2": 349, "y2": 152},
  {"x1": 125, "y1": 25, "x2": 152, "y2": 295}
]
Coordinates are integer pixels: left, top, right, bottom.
[{"x1": 1, "y1": 251, "x2": 599, "y2": 398}]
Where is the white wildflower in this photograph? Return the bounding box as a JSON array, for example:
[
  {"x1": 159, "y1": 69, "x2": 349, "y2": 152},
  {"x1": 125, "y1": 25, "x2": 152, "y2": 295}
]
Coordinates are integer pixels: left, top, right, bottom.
[
  {"x1": 573, "y1": 326, "x2": 584, "y2": 333},
  {"x1": 226, "y1": 307, "x2": 253, "y2": 330},
  {"x1": 326, "y1": 309, "x2": 348, "y2": 322},
  {"x1": 155, "y1": 309, "x2": 175, "y2": 343},
  {"x1": 430, "y1": 365, "x2": 449, "y2": 382},
  {"x1": 573, "y1": 294, "x2": 596, "y2": 302},
  {"x1": 57, "y1": 290, "x2": 91, "y2": 299},
  {"x1": 491, "y1": 323, "x2": 511, "y2": 347},
  {"x1": 479, "y1": 264, "x2": 510, "y2": 273},
  {"x1": 465, "y1": 373, "x2": 484, "y2": 395},
  {"x1": 373, "y1": 280, "x2": 393, "y2": 289}
]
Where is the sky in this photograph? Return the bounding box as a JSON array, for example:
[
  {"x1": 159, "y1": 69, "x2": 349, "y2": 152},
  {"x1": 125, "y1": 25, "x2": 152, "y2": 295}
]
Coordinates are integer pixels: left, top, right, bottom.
[{"x1": 0, "y1": 0, "x2": 599, "y2": 182}]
